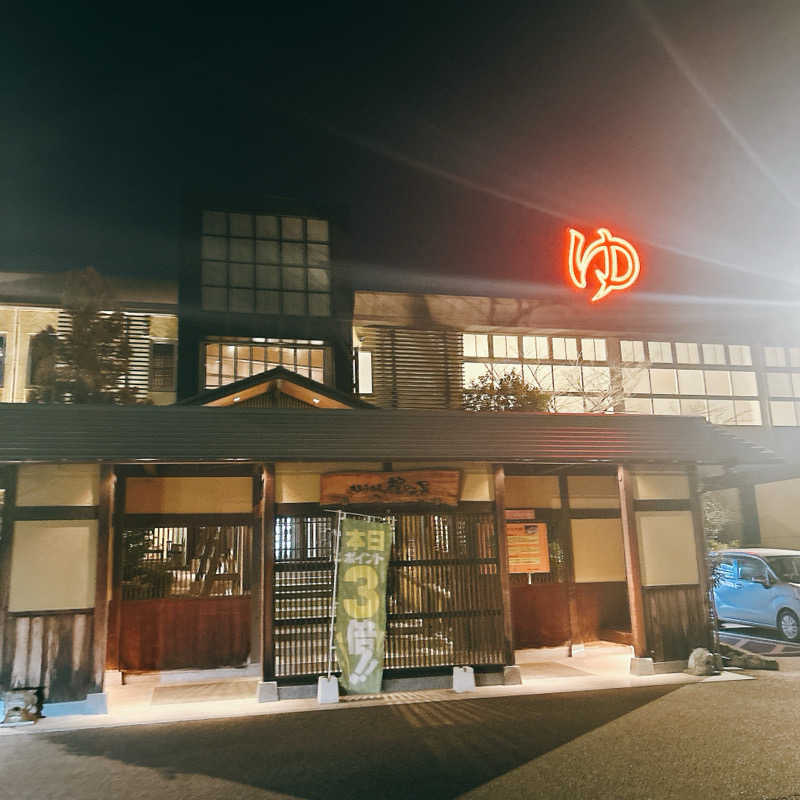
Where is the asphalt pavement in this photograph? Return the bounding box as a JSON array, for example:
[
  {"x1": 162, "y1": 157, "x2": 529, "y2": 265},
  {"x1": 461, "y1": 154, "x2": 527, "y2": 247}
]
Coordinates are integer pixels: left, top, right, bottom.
[{"x1": 3, "y1": 665, "x2": 800, "y2": 799}]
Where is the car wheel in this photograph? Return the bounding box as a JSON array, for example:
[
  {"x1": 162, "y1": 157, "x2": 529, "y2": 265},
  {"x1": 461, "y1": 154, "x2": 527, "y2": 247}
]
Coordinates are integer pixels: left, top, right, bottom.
[{"x1": 778, "y1": 609, "x2": 800, "y2": 642}]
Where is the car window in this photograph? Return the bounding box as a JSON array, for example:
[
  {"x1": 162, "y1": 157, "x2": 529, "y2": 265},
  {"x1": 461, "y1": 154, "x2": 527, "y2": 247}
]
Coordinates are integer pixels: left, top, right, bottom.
[
  {"x1": 712, "y1": 556, "x2": 737, "y2": 580},
  {"x1": 766, "y1": 555, "x2": 800, "y2": 583},
  {"x1": 738, "y1": 557, "x2": 767, "y2": 582}
]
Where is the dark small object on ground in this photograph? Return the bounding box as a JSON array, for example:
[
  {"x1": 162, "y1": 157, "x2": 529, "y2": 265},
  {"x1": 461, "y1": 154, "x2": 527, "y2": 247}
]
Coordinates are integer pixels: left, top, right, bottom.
[
  {"x1": 720, "y1": 642, "x2": 779, "y2": 670},
  {"x1": 686, "y1": 647, "x2": 716, "y2": 676}
]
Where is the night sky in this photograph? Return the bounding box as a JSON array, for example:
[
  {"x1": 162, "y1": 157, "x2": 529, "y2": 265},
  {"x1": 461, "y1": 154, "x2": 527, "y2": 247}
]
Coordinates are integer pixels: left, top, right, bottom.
[{"x1": 3, "y1": 2, "x2": 800, "y2": 301}]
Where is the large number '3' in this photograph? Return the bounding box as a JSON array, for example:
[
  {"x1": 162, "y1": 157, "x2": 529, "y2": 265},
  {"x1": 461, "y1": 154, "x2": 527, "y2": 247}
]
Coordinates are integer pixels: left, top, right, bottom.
[{"x1": 342, "y1": 565, "x2": 379, "y2": 618}]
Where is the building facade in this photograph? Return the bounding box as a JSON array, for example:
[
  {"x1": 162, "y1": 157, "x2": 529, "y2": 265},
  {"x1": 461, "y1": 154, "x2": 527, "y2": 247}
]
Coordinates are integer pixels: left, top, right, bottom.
[
  {"x1": 0, "y1": 272, "x2": 179, "y2": 406},
  {"x1": 2, "y1": 200, "x2": 800, "y2": 712}
]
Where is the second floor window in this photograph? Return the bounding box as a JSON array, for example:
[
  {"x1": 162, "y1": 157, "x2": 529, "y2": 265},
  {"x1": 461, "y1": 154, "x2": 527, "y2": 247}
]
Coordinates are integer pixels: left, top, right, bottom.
[
  {"x1": 203, "y1": 337, "x2": 331, "y2": 389},
  {"x1": 150, "y1": 341, "x2": 177, "y2": 392},
  {"x1": 201, "y1": 211, "x2": 331, "y2": 317}
]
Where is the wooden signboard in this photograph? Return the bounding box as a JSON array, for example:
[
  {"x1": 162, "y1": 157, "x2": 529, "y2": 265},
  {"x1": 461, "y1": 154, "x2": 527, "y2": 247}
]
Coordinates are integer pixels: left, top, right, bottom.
[
  {"x1": 320, "y1": 470, "x2": 461, "y2": 507},
  {"x1": 505, "y1": 511, "x2": 549, "y2": 573}
]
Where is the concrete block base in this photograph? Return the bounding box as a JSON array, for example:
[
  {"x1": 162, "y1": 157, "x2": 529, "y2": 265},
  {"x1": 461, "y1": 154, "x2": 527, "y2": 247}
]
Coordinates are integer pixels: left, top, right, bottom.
[
  {"x1": 257, "y1": 681, "x2": 279, "y2": 703},
  {"x1": 42, "y1": 692, "x2": 108, "y2": 717},
  {"x1": 503, "y1": 666, "x2": 523, "y2": 685},
  {"x1": 629, "y1": 657, "x2": 655, "y2": 676},
  {"x1": 317, "y1": 676, "x2": 339, "y2": 704},
  {"x1": 653, "y1": 659, "x2": 688, "y2": 674},
  {"x1": 452, "y1": 666, "x2": 475, "y2": 693}
]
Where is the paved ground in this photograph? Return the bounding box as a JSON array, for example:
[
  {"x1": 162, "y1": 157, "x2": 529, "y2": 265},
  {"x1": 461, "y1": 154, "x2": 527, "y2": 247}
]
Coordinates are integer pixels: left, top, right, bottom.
[{"x1": 2, "y1": 666, "x2": 800, "y2": 799}]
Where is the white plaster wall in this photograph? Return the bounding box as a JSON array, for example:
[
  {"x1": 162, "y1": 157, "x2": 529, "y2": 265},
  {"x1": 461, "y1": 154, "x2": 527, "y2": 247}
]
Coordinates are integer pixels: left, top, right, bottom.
[
  {"x1": 16, "y1": 464, "x2": 100, "y2": 507},
  {"x1": 567, "y1": 476, "x2": 620, "y2": 509},
  {"x1": 505, "y1": 476, "x2": 561, "y2": 509},
  {"x1": 571, "y1": 518, "x2": 626, "y2": 582},
  {"x1": 275, "y1": 463, "x2": 384, "y2": 503},
  {"x1": 125, "y1": 476, "x2": 253, "y2": 514},
  {"x1": 633, "y1": 472, "x2": 690, "y2": 500},
  {"x1": 636, "y1": 510, "x2": 699, "y2": 586},
  {"x1": 755, "y1": 479, "x2": 800, "y2": 549},
  {"x1": 9, "y1": 521, "x2": 97, "y2": 612}
]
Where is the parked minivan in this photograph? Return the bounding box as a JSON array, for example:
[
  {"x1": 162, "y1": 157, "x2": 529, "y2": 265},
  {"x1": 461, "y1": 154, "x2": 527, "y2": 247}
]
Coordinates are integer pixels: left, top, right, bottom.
[{"x1": 712, "y1": 548, "x2": 800, "y2": 642}]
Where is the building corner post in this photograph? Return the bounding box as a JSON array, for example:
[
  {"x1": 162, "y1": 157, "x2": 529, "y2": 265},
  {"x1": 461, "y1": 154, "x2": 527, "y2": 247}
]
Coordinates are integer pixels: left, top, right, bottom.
[
  {"x1": 687, "y1": 465, "x2": 713, "y2": 650},
  {"x1": 493, "y1": 464, "x2": 514, "y2": 665},
  {"x1": 617, "y1": 464, "x2": 648, "y2": 658},
  {"x1": 261, "y1": 464, "x2": 276, "y2": 682},
  {"x1": 91, "y1": 464, "x2": 114, "y2": 693},
  {"x1": 0, "y1": 465, "x2": 19, "y2": 685}
]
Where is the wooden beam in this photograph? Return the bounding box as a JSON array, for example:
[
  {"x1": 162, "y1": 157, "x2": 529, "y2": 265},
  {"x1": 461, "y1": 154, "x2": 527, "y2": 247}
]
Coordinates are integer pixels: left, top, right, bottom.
[
  {"x1": 261, "y1": 464, "x2": 276, "y2": 681},
  {"x1": 250, "y1": 466, "x2": 263, "y2": 665},
  {"x1": 493, "y1": 465, "x2": 514, "y2": 665},
  {"x1": 558, "y1": 473, "x2": 581, "y2": 656},
  {"x1": 617, "y1": 465, "x2": 647, "y2": 658},
  {"x1": 109, "y1": 471, "x2": 126, "y2": 671},
  {"x1": 91, "y1": 465, "x2": 114, "y2": 692},
  {"x1": 0, "y1": 466, "x2": 18, "y2": 684},
  {"x1": 739, "y1": 483, "x2": 761, "y2": 547},
  {"x1": 687, "y1": 465, "x2": 713, "y2": 650}
]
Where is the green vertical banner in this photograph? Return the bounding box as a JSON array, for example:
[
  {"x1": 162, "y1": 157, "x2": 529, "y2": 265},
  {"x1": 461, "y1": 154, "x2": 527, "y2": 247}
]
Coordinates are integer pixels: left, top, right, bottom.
[{"x1": 334, "y1": 517, "x2": 393, "y2": 694}]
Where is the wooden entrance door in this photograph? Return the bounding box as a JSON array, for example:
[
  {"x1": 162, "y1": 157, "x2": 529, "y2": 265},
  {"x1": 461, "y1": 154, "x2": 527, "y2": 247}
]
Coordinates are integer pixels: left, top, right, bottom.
[{"x1": 115, "y1": 523, "x2": 253, "y2": 671}]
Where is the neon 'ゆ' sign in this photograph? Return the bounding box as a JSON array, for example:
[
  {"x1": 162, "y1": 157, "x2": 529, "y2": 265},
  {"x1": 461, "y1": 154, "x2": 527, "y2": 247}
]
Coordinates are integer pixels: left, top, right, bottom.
[{"x1": 566, "y1": 227, "x2": 641, "y2": 302}]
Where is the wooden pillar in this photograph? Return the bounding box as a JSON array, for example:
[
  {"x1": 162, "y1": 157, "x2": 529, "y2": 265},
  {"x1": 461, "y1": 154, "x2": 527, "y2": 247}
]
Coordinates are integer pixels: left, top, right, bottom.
[
  {"x1": 493, "y1": 465, "x2": 514, "y2": 664},
  {"x1": 618, "y1": 465, "x2": 647, "y2": 658},
  {"x1": 109, "y1": 470, "x2": 126, "y2": 671},
  {"x1": 688, "y1": 465, "x2": 712, "y2": 649},
  {"x1": 90, "y1": 464, "x2": 114, "y2": 692},
  {"x1": 250, "y1": 465, "x2": 263, "y2": 665},
  {"x1": 557, "y1": 473, "x2": 581, "y2": 656},
  {"x1": 738, "y1": 483, "x2": 761, "y2": 547},
  {"x1": 0, "y1": 466, "x2": 18, "y2": 682},
  {"x1": 261, "y1": 464, "x2": 276, "y2": 681}
]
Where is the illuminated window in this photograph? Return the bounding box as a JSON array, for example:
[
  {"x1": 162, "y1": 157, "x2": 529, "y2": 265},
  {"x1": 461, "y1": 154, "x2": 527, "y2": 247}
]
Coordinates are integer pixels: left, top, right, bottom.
[
  {"x1": 650, "y1": 369, "x2": 677, "y2": 394},
  {"x1": 728, "y1": 345, "x2": 752, "y2": 366},
  {"x1": 677, "y1": 370, "x2": 705, "y2": 395},
  {"x1": 764, "y1": 346, "x2": 786, "y2": 367},
  {"x1": 648, "y1": 341, "x2": 672, "y2": 363},
  {"x1": 770, "y1": 400, "x2": 797, "y2": 427},
  {"x1": 675, "y1": 342, "x2": 700, "y2": 364},
  {"x1": 581, "y1": 338, "x2": 607, "y2": 361},
  {"x1": 201, "y1": 211, "x2": 331, "y2": 317},
  {"x1": 702, "y1": 343, "x2": 726, "y2": 365},
  {"x1": 522, "y1": 336, "x2": 549, "y2": 359},
  {"x1": 767, "y1": 372, "x2": 793, "y2": 397},
  {"x1": 704, "y1": 371, "x2": 732, "y2": 396},
  {"x1": 203, "y1": 337, "x2": 329, "y2": 389},
  {"x1": 653, "y1": 398, "x2": 680, "y2": 415},
  {"x1": 552, "y1": 337, "x2": 578, "y2": 361},
  {"x1": 357, "y1": 350, "x2": 373, "y2": 395},
  {"x1": 620, "y1": 340, "x2": 646, "y2": 362},
  {"x1": 731, "y1": 371, "x2": 758, "y2": 396}
]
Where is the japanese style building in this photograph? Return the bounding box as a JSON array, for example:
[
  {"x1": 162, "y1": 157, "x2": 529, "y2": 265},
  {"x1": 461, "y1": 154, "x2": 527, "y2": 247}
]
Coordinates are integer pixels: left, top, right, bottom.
[{"x1": 1, "y1": 200, "x2": 799, "y2": 712}]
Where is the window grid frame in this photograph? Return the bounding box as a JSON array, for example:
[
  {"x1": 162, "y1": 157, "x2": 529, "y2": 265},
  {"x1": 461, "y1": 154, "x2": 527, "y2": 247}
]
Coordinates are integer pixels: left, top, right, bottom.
[
  {"x1": 201, "y1": 211, "x2": 332, "y2": 318},
  {"x1": 203, "y1": 337, "x2": 331, "y2": 390}
]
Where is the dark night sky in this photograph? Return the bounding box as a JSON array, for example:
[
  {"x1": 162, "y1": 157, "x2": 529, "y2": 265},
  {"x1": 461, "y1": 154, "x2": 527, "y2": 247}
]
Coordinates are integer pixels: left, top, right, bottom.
[{"x1": 3, "y1": 2, "x2": 800, "y2": 302}]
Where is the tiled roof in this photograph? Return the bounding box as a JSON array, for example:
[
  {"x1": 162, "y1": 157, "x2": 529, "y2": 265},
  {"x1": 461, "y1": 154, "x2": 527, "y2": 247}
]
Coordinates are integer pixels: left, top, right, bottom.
[{"x1": 0, "y1": 404, "x2": 779, "y2": 465}]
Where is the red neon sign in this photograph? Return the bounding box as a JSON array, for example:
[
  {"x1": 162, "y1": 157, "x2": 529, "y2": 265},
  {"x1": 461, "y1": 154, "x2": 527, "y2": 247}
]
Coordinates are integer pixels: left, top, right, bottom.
[{"x1": 566, "y1": 227, "x2": 641, "y2": 302}]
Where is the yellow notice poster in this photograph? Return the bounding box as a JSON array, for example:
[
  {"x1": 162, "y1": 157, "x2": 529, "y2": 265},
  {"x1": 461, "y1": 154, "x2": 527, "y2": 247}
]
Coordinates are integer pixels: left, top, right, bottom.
[{"x1": 506, "y1": 519, "x2": 550, "y2": 574}]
